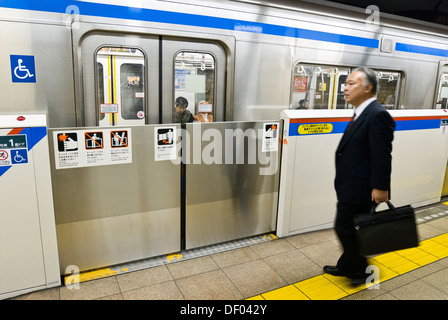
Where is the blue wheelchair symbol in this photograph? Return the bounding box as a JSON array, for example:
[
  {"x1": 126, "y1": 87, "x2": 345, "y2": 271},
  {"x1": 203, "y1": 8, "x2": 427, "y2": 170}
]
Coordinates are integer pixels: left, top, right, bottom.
[
  {"x1": 11, "y1": 149, "x2": 28, "y2": 164},
  {"x1": 10, "y1": 55, "x2": 36, "y2": 83}
]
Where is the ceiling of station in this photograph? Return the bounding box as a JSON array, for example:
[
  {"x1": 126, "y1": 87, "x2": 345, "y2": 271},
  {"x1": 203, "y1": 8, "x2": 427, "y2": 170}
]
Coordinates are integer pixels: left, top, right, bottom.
[{"x1": 324, "y1": 0, "x2": 448, "y2": 26}]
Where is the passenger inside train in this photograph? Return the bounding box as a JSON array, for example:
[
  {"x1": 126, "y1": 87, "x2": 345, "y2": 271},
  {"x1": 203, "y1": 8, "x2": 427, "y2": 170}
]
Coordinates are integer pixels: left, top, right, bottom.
[
  {"x1": 174, "y1": 96, "x2": 194, "y2": 124},
  {"x1": 295, "y1": 99, "x2": 309, "y2": 109},
  {"x1": 194, "y1": 101, "x2": 214, "y2": 122}
]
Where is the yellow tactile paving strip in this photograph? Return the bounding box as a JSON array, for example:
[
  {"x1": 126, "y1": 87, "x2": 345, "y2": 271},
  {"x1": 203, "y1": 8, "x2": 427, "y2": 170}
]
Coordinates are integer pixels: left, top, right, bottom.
[{"x1": 248, "y1": 232, "x2": 448, "y2": 300}]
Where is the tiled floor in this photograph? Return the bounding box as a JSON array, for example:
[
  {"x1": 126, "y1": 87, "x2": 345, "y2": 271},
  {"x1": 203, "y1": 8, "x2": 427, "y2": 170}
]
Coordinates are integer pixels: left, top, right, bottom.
[{"x1": 10, "y1": 202, "x2": 448, "y2": 300}]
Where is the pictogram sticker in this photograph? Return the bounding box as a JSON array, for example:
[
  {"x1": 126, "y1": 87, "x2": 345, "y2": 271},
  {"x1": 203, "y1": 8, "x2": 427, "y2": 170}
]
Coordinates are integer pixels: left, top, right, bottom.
[
  {"x1": 262, "y1": 122, "x2": 279, "y2": 152},
  {"x1": 154, "y1": 127, "x2": 176, "y2": 161},
  {"x1": 110, "y1": 130, "x2": 128, "y2": 148},
  {"x1": 10, "y1": 55, "x2": 36, "y2": 83},
  {"x1": 0, "y1": 150, "x2": 8, "y2": 161},
  {"x1": 157, "y1": 128, "x2": 174, "y2": 145},
  {"x1": 85, "y1": 132, "x2": 104, "y2": 149},
  {"x1": 0, "y1": 133, "x2": 28, "y2": 167},
  {"x1": 57, "y1": 132, "x2": 78, "y2": 152},
  {"x1": 11, "y1": 149, "x2": 28, "y2": 164},
  {"x1": 54, "y1": 128, "x2": 132, "y2": 169}
]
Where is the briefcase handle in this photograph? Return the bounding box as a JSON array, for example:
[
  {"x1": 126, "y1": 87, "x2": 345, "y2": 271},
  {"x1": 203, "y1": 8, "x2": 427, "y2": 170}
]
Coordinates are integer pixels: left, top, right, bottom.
[{"x1": 370, "y1": 201, "x2": 395, "y2": 215}]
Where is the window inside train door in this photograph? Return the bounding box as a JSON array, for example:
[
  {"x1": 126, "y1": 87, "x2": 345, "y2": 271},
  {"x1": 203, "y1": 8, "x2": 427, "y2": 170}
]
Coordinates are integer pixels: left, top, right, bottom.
[
  {"x1": 174, "y1": 52, "x2": 216, "y2": 123},
  {"x1": 96, "y1": 47, "x2": 146, "y2": 126},
  {"x1": 435, "y1": 72, "x2": 448, "y2": 109},
  {"x1": 291, "y1": 64, "x2": 350, "y2": 110},
  {"x1": 372, "y1": 70, "x2": 401, "y2": 110}
]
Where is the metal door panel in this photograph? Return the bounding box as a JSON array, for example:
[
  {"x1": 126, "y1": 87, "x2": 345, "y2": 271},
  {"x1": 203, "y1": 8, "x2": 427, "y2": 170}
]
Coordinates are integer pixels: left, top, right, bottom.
[
  {"x1": 185, "y1": 121, "x2": 280, "y2": 249},
  {"x1": 49, "y1": 125, "x2": 181, "y2": 273},
  {"x1": 0, "y1": 134, "x2": 46, "y2": 293}
]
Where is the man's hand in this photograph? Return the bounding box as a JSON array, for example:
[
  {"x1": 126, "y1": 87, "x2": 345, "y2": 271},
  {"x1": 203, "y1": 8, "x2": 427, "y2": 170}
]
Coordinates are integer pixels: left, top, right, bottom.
[{"x1": 371, "y1": 188, "x2": 388, "y2": 204}]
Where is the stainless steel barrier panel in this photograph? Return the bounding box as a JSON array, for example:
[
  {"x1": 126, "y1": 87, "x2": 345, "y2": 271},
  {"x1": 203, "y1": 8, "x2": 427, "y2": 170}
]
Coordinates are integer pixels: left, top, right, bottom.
[
  {"x1": 1, "y1": 115, "x2": 60, "y2": 300},
  {"x1": 49, "y1": 125, "x2": 181, "y2": 274},
  {"x1": 277, "y1": 109, "x2": 448, "y2": 238},
  {"x1": 184, "y1": 121, "x2": 281, "y2": 249}
]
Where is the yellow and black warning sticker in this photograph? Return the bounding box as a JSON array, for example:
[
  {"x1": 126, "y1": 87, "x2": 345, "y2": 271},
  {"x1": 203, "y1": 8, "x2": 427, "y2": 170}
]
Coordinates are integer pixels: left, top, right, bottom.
[{"x1": 298, "y1": 123, "x2": 333, "y2": 135}]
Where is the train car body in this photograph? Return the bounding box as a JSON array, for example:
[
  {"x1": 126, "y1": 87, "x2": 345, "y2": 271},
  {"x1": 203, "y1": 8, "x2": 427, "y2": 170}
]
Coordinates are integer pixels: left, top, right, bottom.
[{"x1": 0, "y1": 0, "x2": 448, "y2": 128}]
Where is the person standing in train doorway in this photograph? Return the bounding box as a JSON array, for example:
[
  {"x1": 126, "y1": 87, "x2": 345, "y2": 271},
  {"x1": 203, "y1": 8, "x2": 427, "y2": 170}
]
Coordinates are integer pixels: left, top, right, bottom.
[{"x1": 324, "y1": 67, "x2": 395, "y2": 286}]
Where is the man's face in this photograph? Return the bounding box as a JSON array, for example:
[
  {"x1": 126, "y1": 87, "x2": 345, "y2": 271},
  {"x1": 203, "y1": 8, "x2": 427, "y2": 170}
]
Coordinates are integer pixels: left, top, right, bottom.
[
  {"x1": 344, "y1": 71, "x2": 373, "y2": 107},
  {"x1": 176, "y1": 105, "x2": 186, "y2": 115}
]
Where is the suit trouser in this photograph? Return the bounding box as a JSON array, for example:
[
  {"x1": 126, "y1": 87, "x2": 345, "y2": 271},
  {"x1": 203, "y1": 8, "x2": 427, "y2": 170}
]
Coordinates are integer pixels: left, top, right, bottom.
[{"x1": 334, "y1": 202, "x2": 372, "y2": 277}]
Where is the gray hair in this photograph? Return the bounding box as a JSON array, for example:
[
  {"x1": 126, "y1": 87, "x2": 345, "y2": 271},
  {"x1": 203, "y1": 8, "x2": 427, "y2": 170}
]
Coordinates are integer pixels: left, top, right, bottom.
[{"x1": 353, "y1": 67, "x2": 378, "y2": 95}]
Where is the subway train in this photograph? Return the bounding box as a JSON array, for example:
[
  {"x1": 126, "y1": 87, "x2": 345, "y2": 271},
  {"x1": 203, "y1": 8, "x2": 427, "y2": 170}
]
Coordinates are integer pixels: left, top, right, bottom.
[
  {"x1": 1, "y1": 0, "x2": 448, "y2": 128},
  {"x1": 3, "y1": 0, "x2": 448, "y2": 277}
]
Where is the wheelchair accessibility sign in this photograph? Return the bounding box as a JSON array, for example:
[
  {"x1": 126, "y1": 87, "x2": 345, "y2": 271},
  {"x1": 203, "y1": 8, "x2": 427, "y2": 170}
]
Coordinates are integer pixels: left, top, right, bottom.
[
  {"x1": 11, "y1": 149, "x2": 28, "y2": 164},
  {"x1": 10, "y1": 55, "x2": 36, "y2": 83}
]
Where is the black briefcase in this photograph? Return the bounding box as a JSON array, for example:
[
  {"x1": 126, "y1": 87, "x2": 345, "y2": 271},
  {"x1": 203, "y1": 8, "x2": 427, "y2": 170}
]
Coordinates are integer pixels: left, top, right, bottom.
[{"x1": 354, "y1": 201, "x2": 419, "y2": 256}]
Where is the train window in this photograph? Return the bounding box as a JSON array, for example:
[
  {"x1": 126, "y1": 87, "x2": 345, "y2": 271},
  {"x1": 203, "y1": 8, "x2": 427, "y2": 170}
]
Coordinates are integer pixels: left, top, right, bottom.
[
  {"x1": 96, "y1": 47, "x2": 146, "y2": 126},
  {"x1": 373, "y1": 70, "x2": 401, "y2": 110},
  {"x1": 291, "y1": 64, "x2": 350, "y2": 110},
  {"x1": 120, "y1": 63, "x2": 145, "y2": 119},
  {"x1": 174, "y1": 51, "x2": 215, "y2": 123},
  {"x1": 291, "y1": 63, "x2": 402, "y2": 110},
  {"x1": 435, "y1": 73, "x2": 448, "y2": 109}
]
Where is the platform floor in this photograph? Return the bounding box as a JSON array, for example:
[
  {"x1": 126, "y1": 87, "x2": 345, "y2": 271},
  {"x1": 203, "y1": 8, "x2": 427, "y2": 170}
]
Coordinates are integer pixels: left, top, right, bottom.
[{"x1": 11, "y1": 201, "x2": 448, "y2": 301}]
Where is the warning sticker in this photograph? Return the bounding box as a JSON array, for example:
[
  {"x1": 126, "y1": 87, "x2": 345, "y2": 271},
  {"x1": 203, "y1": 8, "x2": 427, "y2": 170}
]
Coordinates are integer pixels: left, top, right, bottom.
[
  {"x1": 0, "y1": 134, "x2": 28, "y2": 166},
  {"x1": 111, "y1": 130, "x2": 128, "y2": 148},
  {"x1": 54, "y1": 128, "x2": 132, "y2": 169},
  {"x1": 0, "y1": 149, "x2": 10, "y2": 166},
  {"x1": 298, "y1": 123, "x2": 333, "y2": 135},
  {"x1": 154, "y1": 127, "x2": 176, "y2": 161},
  {"x1": 262, "y1": 122, "x2": 279, "y2": 152},
  {"x1": 85, "y1": 132, "x2": 104, "y2": 149},
  {"x1": 57, "y1": 132, "x2": 78, "y2": 152}
]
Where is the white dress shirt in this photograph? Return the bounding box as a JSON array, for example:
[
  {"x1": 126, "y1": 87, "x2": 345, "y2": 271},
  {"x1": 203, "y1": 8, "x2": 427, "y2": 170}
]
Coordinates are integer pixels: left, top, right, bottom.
[{"x1": 353, "y1": 97, "x2": 376, "y2": 121}]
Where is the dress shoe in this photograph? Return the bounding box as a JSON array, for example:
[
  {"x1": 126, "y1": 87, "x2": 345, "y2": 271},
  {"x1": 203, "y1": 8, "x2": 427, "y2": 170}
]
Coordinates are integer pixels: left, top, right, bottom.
[{"x1": 323, "y1": 265, "x2": 346, "y2": 277}]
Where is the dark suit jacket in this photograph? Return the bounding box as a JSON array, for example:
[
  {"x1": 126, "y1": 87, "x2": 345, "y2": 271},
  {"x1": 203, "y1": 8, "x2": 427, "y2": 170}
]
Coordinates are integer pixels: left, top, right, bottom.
[{"x1": 335, "y1": 100, "x2": 395, "y2": 205}]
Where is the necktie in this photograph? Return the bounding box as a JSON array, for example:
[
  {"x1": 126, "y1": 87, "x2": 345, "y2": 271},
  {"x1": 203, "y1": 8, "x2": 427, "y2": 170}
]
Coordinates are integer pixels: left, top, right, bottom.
[{"x1": 346, "y1": 114, "x2": 356, "y2": 132}]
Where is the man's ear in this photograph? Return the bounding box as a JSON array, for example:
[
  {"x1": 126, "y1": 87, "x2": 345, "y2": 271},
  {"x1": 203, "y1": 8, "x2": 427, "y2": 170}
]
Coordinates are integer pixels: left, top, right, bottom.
[{"x1": 364, "y1": 84, "x2": 374, "y2": 94}]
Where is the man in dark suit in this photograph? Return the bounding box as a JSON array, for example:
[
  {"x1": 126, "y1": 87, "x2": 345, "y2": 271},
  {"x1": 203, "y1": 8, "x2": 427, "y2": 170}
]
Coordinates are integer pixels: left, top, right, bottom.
[{"x1": 324, "y1": 67, "x2": 395, "y2": 285}]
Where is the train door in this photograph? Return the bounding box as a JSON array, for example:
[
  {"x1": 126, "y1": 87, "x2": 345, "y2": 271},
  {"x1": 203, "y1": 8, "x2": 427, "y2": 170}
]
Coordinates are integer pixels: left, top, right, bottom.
[
  {"x1": 78, "y1": 32, "x2": 226, "y2": 126},
  {"x1": 161, "y1": 39, "x2": 226, "y2": 123}
]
